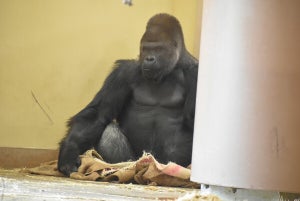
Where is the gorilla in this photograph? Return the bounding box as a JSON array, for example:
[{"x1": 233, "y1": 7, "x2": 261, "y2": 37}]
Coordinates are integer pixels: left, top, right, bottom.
[{"x1": 58, "y1": 13, "x2": 198, "y2": 176}]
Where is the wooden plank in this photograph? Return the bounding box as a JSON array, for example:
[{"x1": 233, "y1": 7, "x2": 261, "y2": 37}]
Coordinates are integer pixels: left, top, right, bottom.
[{"x1": 0, "y1": 147, "x2": 58, "y2": 168}]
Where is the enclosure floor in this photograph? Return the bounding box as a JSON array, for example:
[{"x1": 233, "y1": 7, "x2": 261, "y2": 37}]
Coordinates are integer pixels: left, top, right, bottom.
[{"x1": 0, "y1": 169, "x2": 197, "y2": 201}]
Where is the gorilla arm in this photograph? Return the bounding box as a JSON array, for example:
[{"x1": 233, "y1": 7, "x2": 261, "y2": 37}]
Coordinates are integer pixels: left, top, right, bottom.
[
  {"x1": 182, "y1": 63, "x2": 198, "y2": 131},
  {"x1": 58, "y1": 60, "x2": 136, "y2": 176}
]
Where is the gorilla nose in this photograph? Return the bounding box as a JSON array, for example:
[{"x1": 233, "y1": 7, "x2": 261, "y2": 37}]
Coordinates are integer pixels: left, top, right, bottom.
[{"x1": 144, "y1": 56, "x2": 156, "y2": 64}]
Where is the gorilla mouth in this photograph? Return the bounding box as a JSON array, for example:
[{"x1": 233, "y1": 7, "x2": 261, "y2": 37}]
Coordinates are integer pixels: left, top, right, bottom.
[
  {"x1": 142, "y1": 67, "x2": 153, "y2": 77},
  {"x1": 143, "y1": 67, "x2": 151, "y2": 71},
  {"x1": 142, "y1": 67, "x2": 160, "y2": 80}
]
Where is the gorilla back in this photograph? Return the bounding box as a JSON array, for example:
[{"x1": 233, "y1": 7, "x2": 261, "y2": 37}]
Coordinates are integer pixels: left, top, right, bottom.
[{"x1": 58, "y1": 13, "x2": 198, "y2": 176}]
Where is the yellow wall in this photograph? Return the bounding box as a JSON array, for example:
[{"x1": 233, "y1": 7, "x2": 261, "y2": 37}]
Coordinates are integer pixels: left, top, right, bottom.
[{"x1": 0, "y1": 0, "x2": 202, "y2": 149}]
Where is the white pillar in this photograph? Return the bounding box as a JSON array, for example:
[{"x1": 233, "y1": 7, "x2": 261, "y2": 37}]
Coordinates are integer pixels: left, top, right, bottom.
[{"x1": 192, "y1": 0, "x2": 300, "y2": 193}]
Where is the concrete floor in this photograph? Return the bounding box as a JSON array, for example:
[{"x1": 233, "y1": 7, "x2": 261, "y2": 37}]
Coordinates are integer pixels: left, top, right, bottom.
[
  {"x1": 0, "y1": 169, "x2": 199, "y2": 201},
  {"x1": 2, "y1": 169, "x2": 295, "y2": 201}
]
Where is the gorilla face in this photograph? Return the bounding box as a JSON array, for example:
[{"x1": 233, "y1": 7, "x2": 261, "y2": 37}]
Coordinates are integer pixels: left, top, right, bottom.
[
  {"x1": 140, "y1": 39, "x2": 179, "y2": 81},
  {"x1": 139, "y1": 14, "x2": 184, "y2": 81}
]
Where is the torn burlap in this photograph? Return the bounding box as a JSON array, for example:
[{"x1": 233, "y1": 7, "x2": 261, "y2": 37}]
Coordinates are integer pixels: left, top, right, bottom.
[{"x1": 23, "y1": 149, "x2": 199, "y2": 188}]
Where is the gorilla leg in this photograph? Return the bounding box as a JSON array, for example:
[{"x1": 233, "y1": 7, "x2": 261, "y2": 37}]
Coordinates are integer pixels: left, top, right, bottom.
[
  {"x1": 96, "y1": 122, "x2": 136, "y2": 163},
  {"x1": 162, "y1": 130, "x2": 193, "y2": 167}
]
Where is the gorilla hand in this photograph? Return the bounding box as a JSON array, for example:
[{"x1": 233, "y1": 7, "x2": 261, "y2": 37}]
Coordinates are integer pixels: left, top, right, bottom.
[{"x1": 58, "y1": 140, "x2": 81, "y2": 176}]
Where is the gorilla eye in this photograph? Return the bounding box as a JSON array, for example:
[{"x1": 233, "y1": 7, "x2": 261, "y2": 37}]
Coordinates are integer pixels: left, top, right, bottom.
[
  {"x1": 155, "y1": 46, "x2": 164, "y2": 51},
  {"x1": 142, "y1": 46, "x2": 149, "y2": 51}
]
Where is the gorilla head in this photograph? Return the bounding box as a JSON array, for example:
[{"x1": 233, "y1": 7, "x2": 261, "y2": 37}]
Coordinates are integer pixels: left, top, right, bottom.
[{"x1": 139, "y1": 14, "x2": 186, "y2": 81}]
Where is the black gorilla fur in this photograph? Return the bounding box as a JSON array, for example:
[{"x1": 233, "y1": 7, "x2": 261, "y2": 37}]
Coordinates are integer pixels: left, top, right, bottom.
[{"x1": 58, "y1": 13, "x2": 198, "y2": 176}]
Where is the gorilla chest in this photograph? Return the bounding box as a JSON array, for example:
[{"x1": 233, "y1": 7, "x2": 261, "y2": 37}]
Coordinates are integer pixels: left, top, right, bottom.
[{"x1": 133, "y1": 80, "x2": 185, "y2": 107}]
